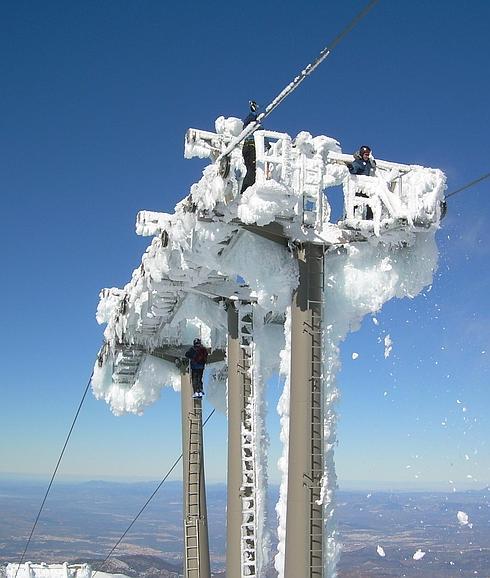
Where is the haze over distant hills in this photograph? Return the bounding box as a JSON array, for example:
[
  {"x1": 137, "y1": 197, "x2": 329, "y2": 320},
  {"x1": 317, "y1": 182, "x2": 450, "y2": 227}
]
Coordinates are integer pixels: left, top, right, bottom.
[{"x1": 1, "y1": 479, "x2": 489, "y2": 577}]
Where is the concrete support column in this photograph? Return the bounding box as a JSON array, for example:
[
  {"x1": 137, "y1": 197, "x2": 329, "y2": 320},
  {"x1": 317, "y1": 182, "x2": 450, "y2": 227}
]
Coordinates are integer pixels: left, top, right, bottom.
[
  {"x1": 284, "y1": 243, "x2": 325, "y2": 578},
  {"x1": 181, "y1": 370, "x2": 211, "y2": 578},
  {"x1": 226, "y1": 303, "x2": 242, "y2": 577}
]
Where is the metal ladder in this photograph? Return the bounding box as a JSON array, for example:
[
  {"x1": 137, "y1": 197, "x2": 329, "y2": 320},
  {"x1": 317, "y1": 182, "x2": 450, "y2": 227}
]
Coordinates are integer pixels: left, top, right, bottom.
[
  {"x1": 184, "y1": 400, "x2": 203, "y2": 578},
  {"x1": 306, "y1": 245, "x2": 325, "y2": 577},
  {"x1": 300, "y1": 156, "x2": 325, "y2": 230},
  {"x1": 238, "y1": 303, "x2": 257, "y2": 578}
]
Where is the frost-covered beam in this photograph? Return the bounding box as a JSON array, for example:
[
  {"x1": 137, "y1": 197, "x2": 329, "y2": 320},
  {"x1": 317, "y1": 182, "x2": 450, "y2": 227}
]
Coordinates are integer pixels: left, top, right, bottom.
[
  {"x1": 240, "y1": 222, "x2": 290, "y2": 247},
  {"x1": 151, "y1": 345, "x2": 225, "y2": 365},
  {"x1": 326, "y1": 150, "x2": 412, "y2": 172}
]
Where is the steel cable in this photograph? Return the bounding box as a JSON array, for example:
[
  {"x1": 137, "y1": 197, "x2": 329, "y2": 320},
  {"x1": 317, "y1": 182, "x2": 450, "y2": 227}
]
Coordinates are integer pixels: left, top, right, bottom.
[
  {"x1": 92, "y1": 408, "x2": 216, "y2": 577},
  {"x1": 445, "y1": 172, "x2": 490, "y2": 200},
  {"x1": 217, "y1": 0, "x2": 381, "y2": 161},
  {"x1": 14, "y1": 372, "x2": 94, "y2": 578}
]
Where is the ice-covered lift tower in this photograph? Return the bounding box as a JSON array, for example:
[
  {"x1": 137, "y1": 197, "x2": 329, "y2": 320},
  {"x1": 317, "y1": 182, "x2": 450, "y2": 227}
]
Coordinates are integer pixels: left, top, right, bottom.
[{"x1": 91, "y1": 116, "x2": 445, "y2": 578}]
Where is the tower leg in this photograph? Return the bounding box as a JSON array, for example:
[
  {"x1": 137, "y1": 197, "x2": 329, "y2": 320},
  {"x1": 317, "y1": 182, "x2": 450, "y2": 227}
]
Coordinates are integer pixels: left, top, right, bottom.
[
  {"x1": 226, "y1": 303, "x2": 242, "y2": 577},
  {"x1": 181, "y1": 370, "x2": 211, "y2": 578},
  {"x1": 226, "y1": 301, "x2": 258, "y2": 578},
  {"x1": 284, "y1": 243, "x2": 324, "y2": 578}
]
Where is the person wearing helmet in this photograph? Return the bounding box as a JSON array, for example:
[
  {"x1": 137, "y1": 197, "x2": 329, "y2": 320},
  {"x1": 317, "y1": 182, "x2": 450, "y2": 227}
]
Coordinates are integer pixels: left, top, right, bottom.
[
  {"x1": 348, "y1": 145, "x2": 376, "y2": 177},
  {"x1": 185, "y1": 338, "x2": 208, "y2": 398},
  {"x1": 346, "y1": 145, "x2": 376, "y2": 220}
]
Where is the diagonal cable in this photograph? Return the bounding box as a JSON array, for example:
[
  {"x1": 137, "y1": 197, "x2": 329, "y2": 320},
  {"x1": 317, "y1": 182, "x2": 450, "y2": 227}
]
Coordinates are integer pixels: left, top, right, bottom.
[
  {"x1": 14, "y1": 372, "x2": 94, "y2": 578},
  {"x1": 257, "y1": 0, "x2": 380, "y2": 123},
  {"x1": 445, "y1": 172, "x2": 490, "y2": 199},
  {"x1": 92, "y1": 408, "x2": 216, "y2": 577},
  {"x1": 217, "y1": 0, "x2": 381, "y2": 161}
]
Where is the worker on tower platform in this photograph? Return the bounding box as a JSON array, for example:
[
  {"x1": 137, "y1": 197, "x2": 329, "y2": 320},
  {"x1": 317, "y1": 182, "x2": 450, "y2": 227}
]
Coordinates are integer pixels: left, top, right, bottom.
[
  {"x1": 346, "y1": 145, "x2": 376, "y2": 220},
  {"x1": 185, "y1": 338, "x2": 208, "y2": 398},
  {"x1": 347, "y1": 145, "x2": 377, "y2": 177},
  {"x1": 241, "y1": 100, "x2": 260, "y2": 193}
]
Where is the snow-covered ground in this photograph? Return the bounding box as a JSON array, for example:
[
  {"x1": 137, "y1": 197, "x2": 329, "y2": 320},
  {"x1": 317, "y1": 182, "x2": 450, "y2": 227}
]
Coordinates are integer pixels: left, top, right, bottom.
[{"x1": 5, "y1": 564, "x2": 96, "y2": 578}]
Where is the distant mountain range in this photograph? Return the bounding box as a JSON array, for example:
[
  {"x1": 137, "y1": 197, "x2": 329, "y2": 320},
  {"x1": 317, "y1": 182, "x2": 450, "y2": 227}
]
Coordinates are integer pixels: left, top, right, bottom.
[{"x1": 1, "y1": 479, "x2": 489, "y2": 577}]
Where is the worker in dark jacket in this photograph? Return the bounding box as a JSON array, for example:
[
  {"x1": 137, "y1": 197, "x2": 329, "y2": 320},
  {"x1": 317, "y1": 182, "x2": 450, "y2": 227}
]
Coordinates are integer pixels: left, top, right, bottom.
[
  {"x1": 347, "y1": 145, "x2": 376, "y2": 219},
  {"x1": 241, "y1": 100, "x2": 259, "y2": 193},
  {"x1": 347, "y1": 145, "x2": 376, "y2": 176},
  {"x1": 185, "y1": 338, "x2": 208, "y2": 398}
]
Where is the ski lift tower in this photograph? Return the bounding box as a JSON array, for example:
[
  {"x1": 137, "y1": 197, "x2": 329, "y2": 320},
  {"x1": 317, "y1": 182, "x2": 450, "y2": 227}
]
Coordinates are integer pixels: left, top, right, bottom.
[
  {"x1": 93, "y1": 113, "x2": 444, "y2": 578},
  {"x1": 184, "y1": 122, "x2": 444, "y2": 578}
]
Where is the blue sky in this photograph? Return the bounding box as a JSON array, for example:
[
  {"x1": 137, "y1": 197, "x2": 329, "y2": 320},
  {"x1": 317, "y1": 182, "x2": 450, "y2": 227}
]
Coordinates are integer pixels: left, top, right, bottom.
[{"x1": 1, "y1": 0, "x2": 489, "y2": 490}]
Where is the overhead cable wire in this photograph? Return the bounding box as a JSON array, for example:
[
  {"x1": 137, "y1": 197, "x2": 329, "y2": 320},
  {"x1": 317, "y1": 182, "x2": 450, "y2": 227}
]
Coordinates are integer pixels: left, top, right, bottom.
[
  {"x1": 257, "y1": 0, "x2": 380, "y2": 124},
  {"x1": 445, "y1": 172, "x2": 490, "y2": 200},
  {"x1": 217, "y1": 0, "x2": 381, "y2": 161},
  {"x1": 93, "y1": 408, "x2": 217, "y2": 577},
  {"x1": 14, "y1": 372, "x2": 94, "y2": 578}
]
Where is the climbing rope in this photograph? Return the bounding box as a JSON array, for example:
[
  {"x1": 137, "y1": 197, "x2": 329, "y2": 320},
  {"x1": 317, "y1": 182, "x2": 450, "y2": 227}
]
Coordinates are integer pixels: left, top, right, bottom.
[{"x1": 14, "y1": 372, "x2": 94, "y2": 578}]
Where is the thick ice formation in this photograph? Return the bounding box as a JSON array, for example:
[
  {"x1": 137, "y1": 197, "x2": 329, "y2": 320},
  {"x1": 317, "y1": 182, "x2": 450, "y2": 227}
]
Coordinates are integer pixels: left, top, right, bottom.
[
  {"x1": 252, "y1": 318, "x2": 285, "y2": 571},
  {"x1": 92, "y1": 352, "x2": 180, "y2": 416},
  {"x1": 92, "y1": 117, "x2": 445, "y2": 576}
]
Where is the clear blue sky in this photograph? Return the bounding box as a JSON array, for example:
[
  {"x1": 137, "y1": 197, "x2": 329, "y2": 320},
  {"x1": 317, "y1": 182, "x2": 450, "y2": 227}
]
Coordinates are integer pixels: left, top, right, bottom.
[{"x1": 1, "y1": 0, "x2": 488, "y2": 490}]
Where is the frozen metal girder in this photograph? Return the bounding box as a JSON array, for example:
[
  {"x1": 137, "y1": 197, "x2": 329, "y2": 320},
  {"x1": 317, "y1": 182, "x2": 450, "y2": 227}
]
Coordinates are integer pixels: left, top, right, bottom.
[
  {"x1": 98, "y1": 342, "x2": 226, "y2": 391},
  {"x1": 93, "y1": 117, "x2": 445, "y2": 399},
  {"x1": 184, "y1": 125, "x2": 445, "y2": 239},
  {"x1": 187, "y1": 279, "x2": 255, "y2": 302}
]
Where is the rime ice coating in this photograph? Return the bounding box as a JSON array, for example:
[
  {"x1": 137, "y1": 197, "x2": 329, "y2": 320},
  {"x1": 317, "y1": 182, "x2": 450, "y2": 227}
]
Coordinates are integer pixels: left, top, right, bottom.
[{"x1": 92, "y1": 118, "x2": 444, "y2": 577}]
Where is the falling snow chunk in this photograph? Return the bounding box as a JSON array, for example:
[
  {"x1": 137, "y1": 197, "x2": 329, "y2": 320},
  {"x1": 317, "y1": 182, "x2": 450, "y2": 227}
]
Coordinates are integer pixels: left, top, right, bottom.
[
  {"x1": 457, "y1": 510, "x2": 473, "y2": 528},
  {"x1": 413, "y1": 549, "x2": 426, "y2": 561},
  {"x1": 372, "y1": 317, "x2": 379, "y2": 325},
  {"x1": 352, "y1": 352, "x2": 359, "y2": 360},
  {"x1": 376, "y1": 545, "x2": 386, "y2": 557},
  {"x1": 384, "y1": 334, "x2": 393, "y2": 358}
]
